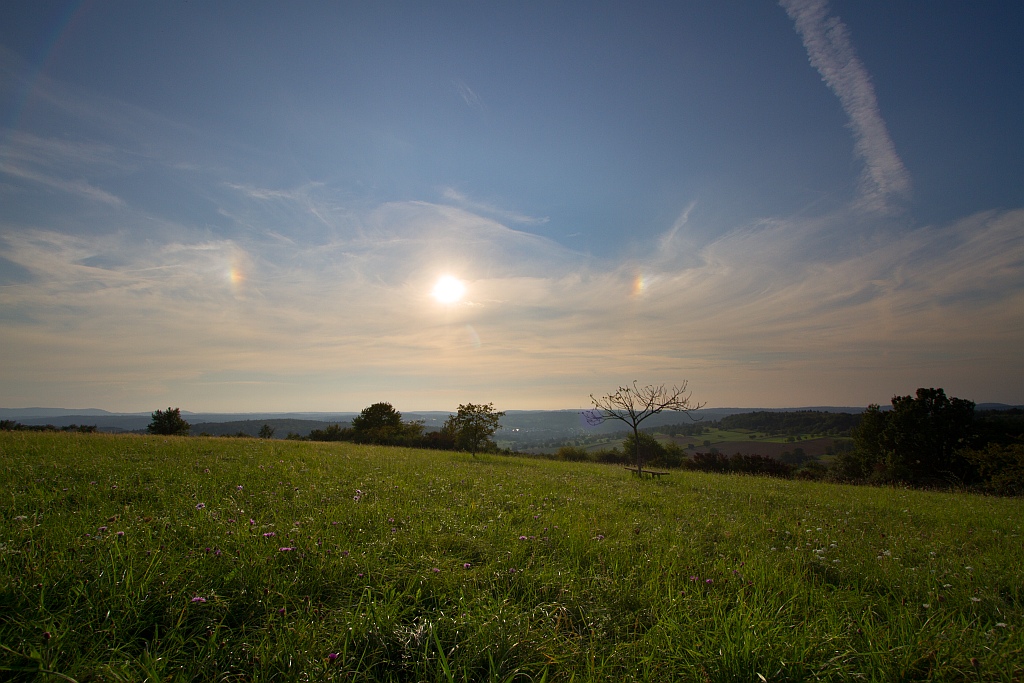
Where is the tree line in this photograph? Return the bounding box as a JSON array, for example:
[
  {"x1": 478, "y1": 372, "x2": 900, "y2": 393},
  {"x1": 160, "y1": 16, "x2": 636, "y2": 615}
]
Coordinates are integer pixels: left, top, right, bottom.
[
  {"x1": 303, "y1": 402, "x2": 505, "y2": 457},
  {"x1": 146, "y1": 404, "x2": 507, "y2": 457},
  {"x1": 0, "y1": 421, "x2": 98, "y2": 433},
  {"x1": 833, "y1": 388, "x2": 1023, "y2": 493}
]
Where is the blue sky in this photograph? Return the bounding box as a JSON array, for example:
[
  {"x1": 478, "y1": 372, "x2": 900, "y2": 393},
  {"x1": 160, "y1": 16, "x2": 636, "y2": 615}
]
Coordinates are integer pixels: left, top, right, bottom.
[{"x1": 1, "y1": 1, "x2": 1022, "y2": 411}]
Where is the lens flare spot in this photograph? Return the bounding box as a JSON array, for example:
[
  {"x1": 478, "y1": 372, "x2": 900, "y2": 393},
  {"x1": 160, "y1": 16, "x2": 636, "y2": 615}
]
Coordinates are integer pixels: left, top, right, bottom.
[
  {"x1": 432, "y1": 275, "x2": 465, "y2": 304},
  {"x1": 632, "y1": 275, "x2": 645, "y2": 296}
]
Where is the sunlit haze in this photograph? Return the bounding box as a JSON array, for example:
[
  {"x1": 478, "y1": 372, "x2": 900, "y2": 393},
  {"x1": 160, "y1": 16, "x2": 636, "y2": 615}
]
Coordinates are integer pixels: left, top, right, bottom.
[{"x1": 1, "y1": 2, "x2": 1021, "y2": 412}]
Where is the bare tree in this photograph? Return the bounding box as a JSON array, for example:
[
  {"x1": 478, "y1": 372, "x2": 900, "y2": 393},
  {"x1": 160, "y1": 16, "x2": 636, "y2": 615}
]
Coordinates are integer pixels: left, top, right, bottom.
[{"x1": 584, "y1": 381, "x2": 704, "y2": 475}]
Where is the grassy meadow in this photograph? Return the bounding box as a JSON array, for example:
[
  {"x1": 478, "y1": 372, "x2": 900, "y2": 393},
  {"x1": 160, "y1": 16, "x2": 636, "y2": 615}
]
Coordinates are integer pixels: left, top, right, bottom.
[{"x1": 1, "y1": 432, "x2": 1022, "y2": 682}]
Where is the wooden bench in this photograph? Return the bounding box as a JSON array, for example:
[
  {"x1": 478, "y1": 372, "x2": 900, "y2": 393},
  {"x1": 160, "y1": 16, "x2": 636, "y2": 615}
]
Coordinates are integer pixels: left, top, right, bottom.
[{"x1": 624, "y1": 467, "x2": 669, "y2": 479}]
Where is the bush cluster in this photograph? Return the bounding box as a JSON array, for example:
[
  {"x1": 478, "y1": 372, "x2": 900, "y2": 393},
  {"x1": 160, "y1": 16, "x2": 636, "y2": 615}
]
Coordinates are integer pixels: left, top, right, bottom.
[{"x1": 0, "y1": 420, "x2": 97, "y2": 433}]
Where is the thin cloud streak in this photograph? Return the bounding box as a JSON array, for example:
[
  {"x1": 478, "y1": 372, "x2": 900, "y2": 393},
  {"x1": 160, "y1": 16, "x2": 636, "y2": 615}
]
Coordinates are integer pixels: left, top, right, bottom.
[
  {"x1": 442, "y1": 188, "x2": 550, "y2": 226},
  {"x1": 0, "y1": 161, "x2": 124, "y2": 206},
  {"x1": 780, "y1": 0, "x2": 911, "y2": 211},
  {"x1": 453, "y1": 79, "x2": 484, "y2": 112}
]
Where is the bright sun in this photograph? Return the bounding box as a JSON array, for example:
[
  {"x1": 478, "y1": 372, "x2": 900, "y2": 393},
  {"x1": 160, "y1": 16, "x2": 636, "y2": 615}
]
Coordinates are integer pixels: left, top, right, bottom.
[{"x1": 431, "y1": 275, "x2": 466, "y2": 304}]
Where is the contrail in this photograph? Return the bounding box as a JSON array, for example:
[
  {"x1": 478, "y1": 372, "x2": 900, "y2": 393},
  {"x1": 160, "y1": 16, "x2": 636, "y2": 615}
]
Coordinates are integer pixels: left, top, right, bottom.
[{"x1": 780, "y1": 0, "x2": 910, "y2": 211}]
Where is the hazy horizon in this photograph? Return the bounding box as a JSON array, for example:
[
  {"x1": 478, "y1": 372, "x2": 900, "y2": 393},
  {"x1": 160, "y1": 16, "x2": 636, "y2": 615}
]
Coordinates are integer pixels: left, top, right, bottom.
[
  {"x1": 6, "y1": 398, "x2": 1021, "y2": 418},
  {"x1": 2, "y1": 2, "x2": 1022, "y2": 412}
]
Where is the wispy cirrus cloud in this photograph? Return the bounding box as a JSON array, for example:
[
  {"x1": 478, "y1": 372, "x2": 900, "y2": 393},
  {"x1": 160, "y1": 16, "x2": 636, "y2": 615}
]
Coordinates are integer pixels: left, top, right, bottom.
[
  {"x1": 3, "y1": 191, "x2": 1021, "y2": 409},
  {"x1": 780, "y1": 0, "x2": 910, "y2": 212},
  {"x1": 0, "y1": 160, "x2": 124, "y2": 206},
  {"x1": 441, "y1": 188, "x2": 550, "y2": 227},
  {"x1": 452, "y1": 79, "x2": 484, "y2": 112}
]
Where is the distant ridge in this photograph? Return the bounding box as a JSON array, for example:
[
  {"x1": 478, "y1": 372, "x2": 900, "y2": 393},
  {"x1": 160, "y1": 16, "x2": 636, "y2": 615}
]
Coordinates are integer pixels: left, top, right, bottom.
[{"x1": 0, "y1": 407, "x2": 126, "y2": 418}]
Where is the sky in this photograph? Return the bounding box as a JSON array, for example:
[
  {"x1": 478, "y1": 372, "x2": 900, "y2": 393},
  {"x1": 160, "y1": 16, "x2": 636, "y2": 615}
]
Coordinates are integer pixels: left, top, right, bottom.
[{"x1": 1, "y1": 1, "x2": 1022, "y2": 412}]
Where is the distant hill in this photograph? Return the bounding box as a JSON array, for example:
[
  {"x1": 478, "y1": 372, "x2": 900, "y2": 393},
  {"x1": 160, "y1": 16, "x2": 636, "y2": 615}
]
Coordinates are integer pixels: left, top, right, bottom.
[
  {"x1": 6, "y1": 404, "x2": 1018, "y2": 445},
  {"x1": 0, "y1": 407, "x2": 126, "y2": 418}
]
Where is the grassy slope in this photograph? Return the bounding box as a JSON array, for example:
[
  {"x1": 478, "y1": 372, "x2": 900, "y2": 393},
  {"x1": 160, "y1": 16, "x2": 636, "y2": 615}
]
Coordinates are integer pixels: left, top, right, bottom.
[{"x1": 1, "y1": 432, "x2": 1021, "y2": 682}]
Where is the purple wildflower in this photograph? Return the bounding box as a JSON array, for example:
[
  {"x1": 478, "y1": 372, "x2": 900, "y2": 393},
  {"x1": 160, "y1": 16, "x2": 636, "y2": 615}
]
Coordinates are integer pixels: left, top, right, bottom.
[
  {"x1": 327, "y1": 652, "x2": 339, "y2": 662},
  {"x1": 279, "y1": 547, "x2": 294, "y2": 552},
  {"x1": 195, "y1": 503, "x2": 206, "y2": 510},
  {"x1": 191, "y1": 596, "x2": 207, "y2": 603},
  {"x1": 98, "y1": 526, "x2": 107, "y2": 533},
  {"x1": 116, "y1": 531, "x2": 125, "y2": 537},
  {"x1": 263, "y1": 532, "x2": 276, "y2": 537},
  {"x1": 463, "y1": 563, "x2": 472, "y2": 569}
]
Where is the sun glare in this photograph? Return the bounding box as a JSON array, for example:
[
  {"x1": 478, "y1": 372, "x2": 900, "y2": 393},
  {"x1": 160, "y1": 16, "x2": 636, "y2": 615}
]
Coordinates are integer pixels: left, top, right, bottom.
[{"x1": 432, "y1": 275, "x2": 466, "y2": 304}]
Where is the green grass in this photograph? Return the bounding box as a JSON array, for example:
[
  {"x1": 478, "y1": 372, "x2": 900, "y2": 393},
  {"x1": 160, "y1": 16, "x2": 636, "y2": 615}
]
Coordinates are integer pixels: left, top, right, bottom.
[{"x1": 1, "y1": 432, "x2": 1022, "y2": 681}]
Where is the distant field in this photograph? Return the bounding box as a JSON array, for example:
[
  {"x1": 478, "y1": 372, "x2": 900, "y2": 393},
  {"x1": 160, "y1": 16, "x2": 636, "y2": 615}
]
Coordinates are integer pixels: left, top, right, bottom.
[{"x1": 1, "y1": 432, "x2": 1021, "y2": 681}]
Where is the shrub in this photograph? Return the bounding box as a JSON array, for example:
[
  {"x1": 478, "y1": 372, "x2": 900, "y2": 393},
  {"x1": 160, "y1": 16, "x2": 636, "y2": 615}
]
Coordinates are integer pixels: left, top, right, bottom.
[
  {"x1": 962, "y1": 443, "x2": 1024, "y2": 496},
  {"x1": 556, "y1": 445, "x2": 591, "y2": 462}
]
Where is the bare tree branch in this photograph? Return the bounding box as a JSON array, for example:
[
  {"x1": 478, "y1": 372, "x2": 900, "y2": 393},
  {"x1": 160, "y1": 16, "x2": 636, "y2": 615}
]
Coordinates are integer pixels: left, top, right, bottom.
[{"x1": 584, "y1": 381, "x2": 704, "y2": 475}]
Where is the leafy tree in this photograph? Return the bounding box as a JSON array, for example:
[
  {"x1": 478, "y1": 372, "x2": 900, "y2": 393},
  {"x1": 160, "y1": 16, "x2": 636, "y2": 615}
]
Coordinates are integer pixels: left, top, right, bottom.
[
  {"x1": 443, "y1": 403, "x2": 505, "y2": 456},
  {"x1": 350, "y1": 402, "x2": 424, "y2": 445},
  {"x1": 835, "y1": 403, "x2": 888, "y2": 480},
  {"x1": 882, "y1": 388, "x2": 975, "y2": 483},
  {"x1": 148, "y1": 407, "x2": 190, "y2": 436},
  {"x1": 585, "y1": 381, "x2": 704, "y2": 475},
  {"x1": 258, "y1": 424, "x2": 276, "y2": 439},
  {"x1": 352, "y1": 402, "x2": 402, "y2": 433},
  {"x1": 838, "y1": 389, "x2": 977, "y2": 485}
]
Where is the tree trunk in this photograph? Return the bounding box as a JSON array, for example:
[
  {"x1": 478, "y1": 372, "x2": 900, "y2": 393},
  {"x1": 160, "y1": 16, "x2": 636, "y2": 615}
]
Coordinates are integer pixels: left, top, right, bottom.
[{"x1": 633, "y1": 425, "x2": 642, "y2": 476}]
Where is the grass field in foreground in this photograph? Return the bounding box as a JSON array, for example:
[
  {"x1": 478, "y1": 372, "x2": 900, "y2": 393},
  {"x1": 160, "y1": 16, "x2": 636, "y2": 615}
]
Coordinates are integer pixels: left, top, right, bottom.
[{"x1": 1, "y1": 432, "x2": 1022, "y2": 682}]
